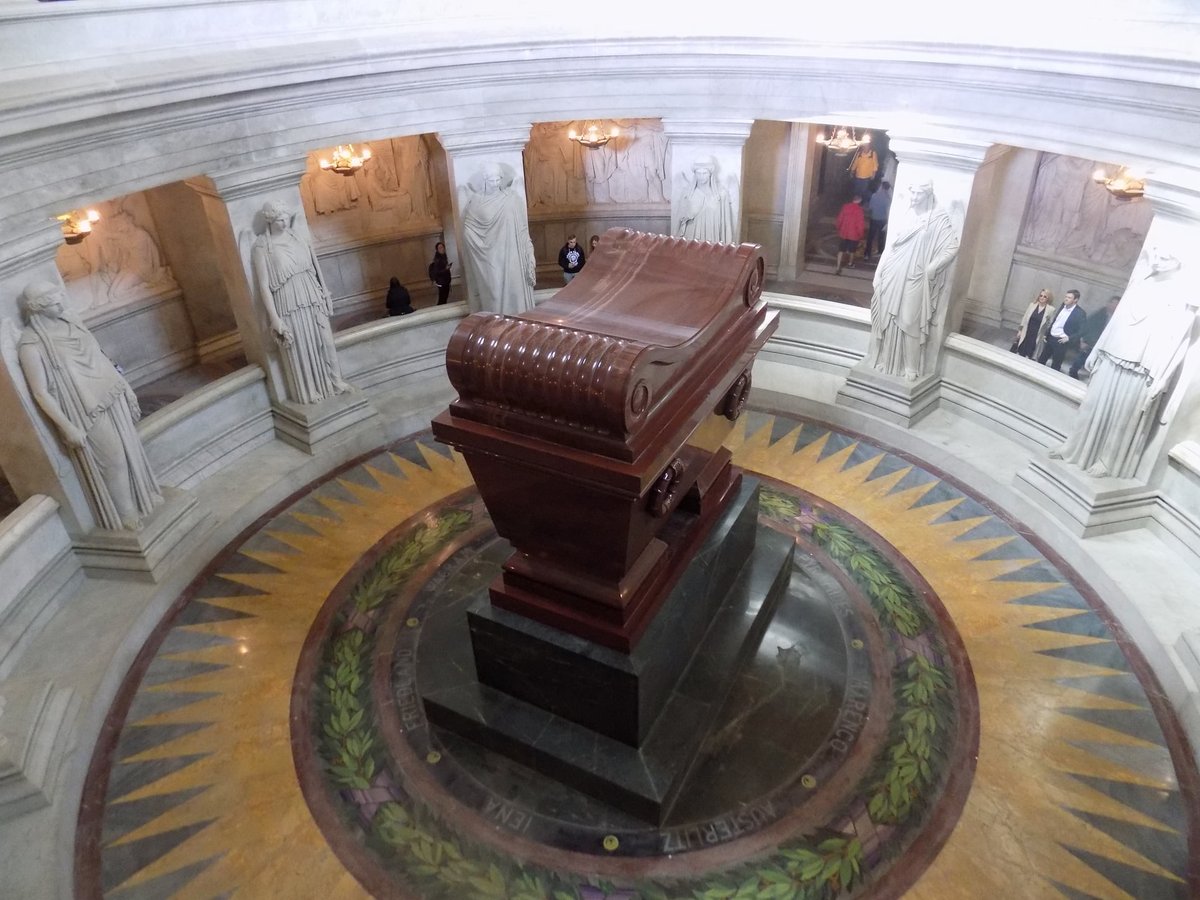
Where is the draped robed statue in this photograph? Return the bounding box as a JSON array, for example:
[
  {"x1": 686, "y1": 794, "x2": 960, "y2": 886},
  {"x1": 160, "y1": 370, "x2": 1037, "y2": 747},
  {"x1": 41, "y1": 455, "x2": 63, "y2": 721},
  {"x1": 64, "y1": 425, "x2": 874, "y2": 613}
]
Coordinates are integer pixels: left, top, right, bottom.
[
  {"x1": 867, "y1": 181, "x2": 960, "y2": 381},
  {"x1": 17, "y1": 280, "x2": 163, "y2": 530},
  {"x1": 1051, "y1": 246, "x2": 1199, "y2": 478},
  {"x1": 461, "y1": 162, "x2": 536, "y2": 315},
  {"x1": 250, "y1": 201, "x2": 351, "y2": 404},
  {"x1": 676, "y1": 157, "x2": 736, "y2": 244}
]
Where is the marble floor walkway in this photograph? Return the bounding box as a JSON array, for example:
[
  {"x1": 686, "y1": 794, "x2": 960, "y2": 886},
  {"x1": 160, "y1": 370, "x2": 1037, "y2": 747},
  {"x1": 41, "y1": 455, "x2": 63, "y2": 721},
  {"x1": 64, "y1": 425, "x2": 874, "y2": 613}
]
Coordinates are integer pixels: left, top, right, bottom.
[{"x1": 75, "y1": 412, "x2": 1198, "y2": 899}]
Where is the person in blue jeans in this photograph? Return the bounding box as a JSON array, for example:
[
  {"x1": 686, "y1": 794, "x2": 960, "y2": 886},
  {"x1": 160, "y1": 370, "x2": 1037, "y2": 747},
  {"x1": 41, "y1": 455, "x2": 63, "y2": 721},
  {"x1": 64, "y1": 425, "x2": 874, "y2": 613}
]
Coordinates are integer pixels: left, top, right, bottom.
[{"x1": 866, "y1": 182, "x2": 892, "y2": 261}]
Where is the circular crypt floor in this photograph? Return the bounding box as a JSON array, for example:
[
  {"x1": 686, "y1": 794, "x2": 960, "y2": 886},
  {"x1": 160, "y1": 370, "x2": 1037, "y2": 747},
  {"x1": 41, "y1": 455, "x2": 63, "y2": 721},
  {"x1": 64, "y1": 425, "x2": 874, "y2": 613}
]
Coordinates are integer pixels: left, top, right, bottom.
[{"x1": 77, "y1": 411, "x2": 1198, "y2": 899}]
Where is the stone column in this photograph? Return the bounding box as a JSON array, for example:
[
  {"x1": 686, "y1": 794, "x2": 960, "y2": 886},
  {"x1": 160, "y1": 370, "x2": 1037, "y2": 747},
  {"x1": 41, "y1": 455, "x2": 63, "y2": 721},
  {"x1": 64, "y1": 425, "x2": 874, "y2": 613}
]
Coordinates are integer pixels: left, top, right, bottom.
[
  {"x1": 836, "y1": 136, "x2": 989, "y2": 426},
  {"x1": 776, "y1": 123, "x2": 821, "y2": 283},
  {"x1": 436, "y1": 126, "x2": 534, "y2": 313},
  {"x1": 0, "y1": 220, "x2": 201, "y2": 578},
  {"x1": 206, "y1": 158, "x2": 375, "y2": 453},
  {"x1": 959, "y1": 147, "x2": 1040, "y2": 331},
  {"x1": 1016, "y1": 182, "x2": 1200, "y2": 536},
  {"x1": 663, "y1": 119, "x2": 755, "y2": 245}
]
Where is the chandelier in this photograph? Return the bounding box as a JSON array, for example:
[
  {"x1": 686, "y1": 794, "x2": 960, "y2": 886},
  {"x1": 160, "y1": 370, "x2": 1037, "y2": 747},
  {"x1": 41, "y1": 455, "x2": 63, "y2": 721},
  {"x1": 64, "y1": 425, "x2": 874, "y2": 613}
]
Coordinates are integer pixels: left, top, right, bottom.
[
  {"x1": 57, "y1": 208, "x2": 101, "y2": 244},
  {"x1": 319, "y1": 144, "x2": 372, "y2": 176},
  {"x1": 816, "y1": 126, "x2": 870, "y2": 156},
  {"x1": 568, "y1": 122, "x2": 619, "y2": 149},
  {"x1": 1092, "y1": 165, "x2": 1145, "y2": 200}
]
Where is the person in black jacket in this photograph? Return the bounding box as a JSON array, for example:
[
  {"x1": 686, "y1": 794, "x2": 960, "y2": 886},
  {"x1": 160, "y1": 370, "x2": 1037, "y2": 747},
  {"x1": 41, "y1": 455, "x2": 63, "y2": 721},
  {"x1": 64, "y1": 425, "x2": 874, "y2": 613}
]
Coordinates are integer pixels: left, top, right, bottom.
[
  {"x1": 428, "y1": 242, "x2": 452, "y2": 305},
  {"x1": 385, "y1": 276, "x2": 414, "y2": 316},
  {"x1": 558, "y1": 234, "x2": 585, "y2": 283},
  {"x1": 1038, "y1": 288, "x2": 1086, "y2": 372}
]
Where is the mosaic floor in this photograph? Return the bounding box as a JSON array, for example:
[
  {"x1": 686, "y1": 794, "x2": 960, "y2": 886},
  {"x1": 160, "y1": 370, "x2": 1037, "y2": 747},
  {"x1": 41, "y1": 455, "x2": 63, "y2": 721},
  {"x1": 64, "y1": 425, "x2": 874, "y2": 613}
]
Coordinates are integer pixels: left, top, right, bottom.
[{"x1": 77, "y1": 412, "x2": 1198, "y2": 899}]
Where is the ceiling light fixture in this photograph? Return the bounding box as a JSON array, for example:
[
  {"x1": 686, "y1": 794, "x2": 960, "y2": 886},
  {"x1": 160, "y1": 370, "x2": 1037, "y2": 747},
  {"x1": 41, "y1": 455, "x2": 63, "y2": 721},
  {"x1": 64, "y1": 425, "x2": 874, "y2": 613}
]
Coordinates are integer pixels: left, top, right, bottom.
[{"x1": 816, "y1": 126, "x2": 870, "y2": 156}]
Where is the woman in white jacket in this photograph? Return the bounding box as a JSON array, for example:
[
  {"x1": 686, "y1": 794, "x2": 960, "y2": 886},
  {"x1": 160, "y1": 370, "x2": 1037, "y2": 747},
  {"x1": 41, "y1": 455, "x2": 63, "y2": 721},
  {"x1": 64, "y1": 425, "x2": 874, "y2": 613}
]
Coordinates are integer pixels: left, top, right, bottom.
[{"x1": 1014, "y1": 288, "x2": 1055, "y2": 359}]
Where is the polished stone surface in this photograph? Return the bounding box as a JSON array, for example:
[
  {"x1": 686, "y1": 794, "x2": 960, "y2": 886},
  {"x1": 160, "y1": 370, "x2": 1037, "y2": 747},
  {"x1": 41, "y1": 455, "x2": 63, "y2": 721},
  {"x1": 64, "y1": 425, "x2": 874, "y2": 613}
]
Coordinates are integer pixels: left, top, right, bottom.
[
  {"x1": 421, "y1": 492, "x2": 796, "y2": 823},
  {"x1": 449, "y1": 479, "x2": 772, "y2": 744},
  {"x1": 74, "y1": 412, "x2": 1200, "y2": 899}
]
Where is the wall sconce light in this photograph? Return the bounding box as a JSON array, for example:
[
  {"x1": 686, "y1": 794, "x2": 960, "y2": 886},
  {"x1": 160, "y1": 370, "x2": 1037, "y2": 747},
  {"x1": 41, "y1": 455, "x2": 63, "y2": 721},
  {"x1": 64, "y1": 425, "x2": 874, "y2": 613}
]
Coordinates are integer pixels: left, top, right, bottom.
[
  {"x1": 568, "y1": 122, "x2": 619, "y2": 149},
  {"x1": 57, "y1": 209, "x2": 101, "y2": 245},
  {"x1": 319, "y1": 144, "x2": 372, "y2": 176},
  {"x1": 1093, "y1": 165, "x2": 1145, "y2": 200}
]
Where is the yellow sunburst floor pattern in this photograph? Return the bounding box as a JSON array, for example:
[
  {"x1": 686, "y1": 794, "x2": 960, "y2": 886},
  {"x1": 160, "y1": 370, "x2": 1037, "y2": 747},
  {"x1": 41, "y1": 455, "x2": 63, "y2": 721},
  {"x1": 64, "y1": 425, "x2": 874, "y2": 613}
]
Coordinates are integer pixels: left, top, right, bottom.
[{"x1": 77, "y1": 412, "x2": 1197, "y2": 899}]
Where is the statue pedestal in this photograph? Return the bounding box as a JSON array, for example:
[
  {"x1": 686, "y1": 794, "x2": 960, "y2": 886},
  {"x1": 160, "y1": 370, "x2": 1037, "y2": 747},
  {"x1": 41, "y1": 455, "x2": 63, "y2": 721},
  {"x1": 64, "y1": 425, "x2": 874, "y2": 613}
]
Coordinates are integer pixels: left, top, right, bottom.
[
  {"x1": 271, "y1": 388, "x2": 376, "y2": 455},
  {"x1": 836, "y1": 362, "x2": 939, "y2": 427},
  {"x1": 422, "y1": 479, "x2": 795, "y2": 824},
  {"x1": 1015, "y1": 457, "x2": 1157, "y2": 537},
  {"x1": 73, "y1": 487, "x2": 206, "y2": 581}
]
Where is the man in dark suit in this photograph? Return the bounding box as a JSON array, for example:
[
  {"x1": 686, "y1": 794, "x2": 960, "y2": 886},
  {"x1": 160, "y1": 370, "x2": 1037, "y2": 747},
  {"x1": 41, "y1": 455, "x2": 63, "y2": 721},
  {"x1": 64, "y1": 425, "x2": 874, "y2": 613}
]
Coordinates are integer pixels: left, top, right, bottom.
[{"x1": 1038, "y1": 288, "x2": 1086, "y2": 372}]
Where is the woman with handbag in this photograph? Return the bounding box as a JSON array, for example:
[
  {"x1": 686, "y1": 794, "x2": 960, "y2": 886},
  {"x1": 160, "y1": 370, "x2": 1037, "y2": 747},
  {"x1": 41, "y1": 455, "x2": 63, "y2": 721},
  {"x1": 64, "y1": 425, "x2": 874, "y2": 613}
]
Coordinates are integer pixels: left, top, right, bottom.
[{"x1": 1014, "y1": 288, "x2": 1055, "y2": 358}]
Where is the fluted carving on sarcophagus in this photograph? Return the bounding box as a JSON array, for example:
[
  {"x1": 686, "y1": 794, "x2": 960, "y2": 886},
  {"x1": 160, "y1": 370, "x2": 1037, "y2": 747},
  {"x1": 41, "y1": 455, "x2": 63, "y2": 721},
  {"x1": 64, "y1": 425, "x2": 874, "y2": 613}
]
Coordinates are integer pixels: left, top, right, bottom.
[{"x1": 445, "y1": 315, "x2": 649, "y2": 440}]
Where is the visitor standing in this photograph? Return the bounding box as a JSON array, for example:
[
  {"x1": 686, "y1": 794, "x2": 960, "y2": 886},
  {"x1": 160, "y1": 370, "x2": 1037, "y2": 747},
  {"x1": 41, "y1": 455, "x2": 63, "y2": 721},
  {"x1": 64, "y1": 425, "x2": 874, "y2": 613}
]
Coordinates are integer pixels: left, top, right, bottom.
[
  {"x1": 1038, "y1": 289, "x2": 1086, "y2": 372},
  {"x1": 866, "y1": 182, "x2": 892, "y2": 261},
  {"x1": 1014, "y1": 289, "x2": 1055, "y2": 359},
  {"x1": 849, "y1": 144, "x2": 879, "y2": 199},
  {"x1": 428, "y1": 241, "x2": 453, "y2": 305},
  {"x1": 834, "y1": 195, "x2": 866, "y2": 275},
  {"x1": 558, "y1": 235, "x2": 585, "y2": 283}
]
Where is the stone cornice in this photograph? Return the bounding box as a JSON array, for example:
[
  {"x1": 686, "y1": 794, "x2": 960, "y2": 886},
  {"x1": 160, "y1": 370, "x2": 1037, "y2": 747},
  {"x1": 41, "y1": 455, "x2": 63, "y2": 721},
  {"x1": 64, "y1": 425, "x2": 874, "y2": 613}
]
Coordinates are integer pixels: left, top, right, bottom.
[
  {"x1": 1147, "y1": 183, "x2": 1200, "y2": 225},
  {"x1": 0, "y1": 220, "x2": 67, "y2": 281},
  {"x1": 207, "y1": 158, "x2": 309, "y2": 202},
  {"x1": 436, "y1": 126, "x2": 533, "y2": 157},
  {"x1": 887, "y1": 136, "x2": 991, "y2": 172},
  {"x1": 661, "y1": 119, "x2": 755, "y2": 144}
]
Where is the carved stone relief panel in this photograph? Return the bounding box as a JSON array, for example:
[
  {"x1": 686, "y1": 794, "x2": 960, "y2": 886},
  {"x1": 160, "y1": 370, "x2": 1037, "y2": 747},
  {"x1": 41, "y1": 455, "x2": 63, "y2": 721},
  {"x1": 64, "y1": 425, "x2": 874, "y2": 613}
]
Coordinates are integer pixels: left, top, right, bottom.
[
  {"x1": 54, "y1": 193, "x2": 178, "y2": 316},
  {"x1": 300, "y1": 135, "x2": 442, "y2": 240},
  {"x1": 1020, "y1": 152, "x2": 1153, "y2": 271},
  {"x1": 524, "y1": 119, "x2": 669, "y2": 210}
]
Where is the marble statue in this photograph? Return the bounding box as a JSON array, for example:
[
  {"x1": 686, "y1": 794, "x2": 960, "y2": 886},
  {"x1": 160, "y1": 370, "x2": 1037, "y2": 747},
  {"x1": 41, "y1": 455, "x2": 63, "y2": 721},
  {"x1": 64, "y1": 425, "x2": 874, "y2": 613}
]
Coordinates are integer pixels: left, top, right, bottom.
[
  {"x1": 250, "y1": 202, "x2": 351, "y2": 404},
  {"x1": 867, "y1": 181, "x2": 960, "y2": 381},
  {"x1": 16, "y1": 280, "x2": 163, "y2": 530},
  {"x1": 97, "y1": 209, "x2": 176, "y2": 304},
  {"x1": 1050, "y1": 247, "x2": 1199, "y2": 478},
  {"x1": 461, "y1": 162, "x2": 536, "y2": 315},
  {"x1": 676, "y1": 158, "x2": 736, "y2": 244}
]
